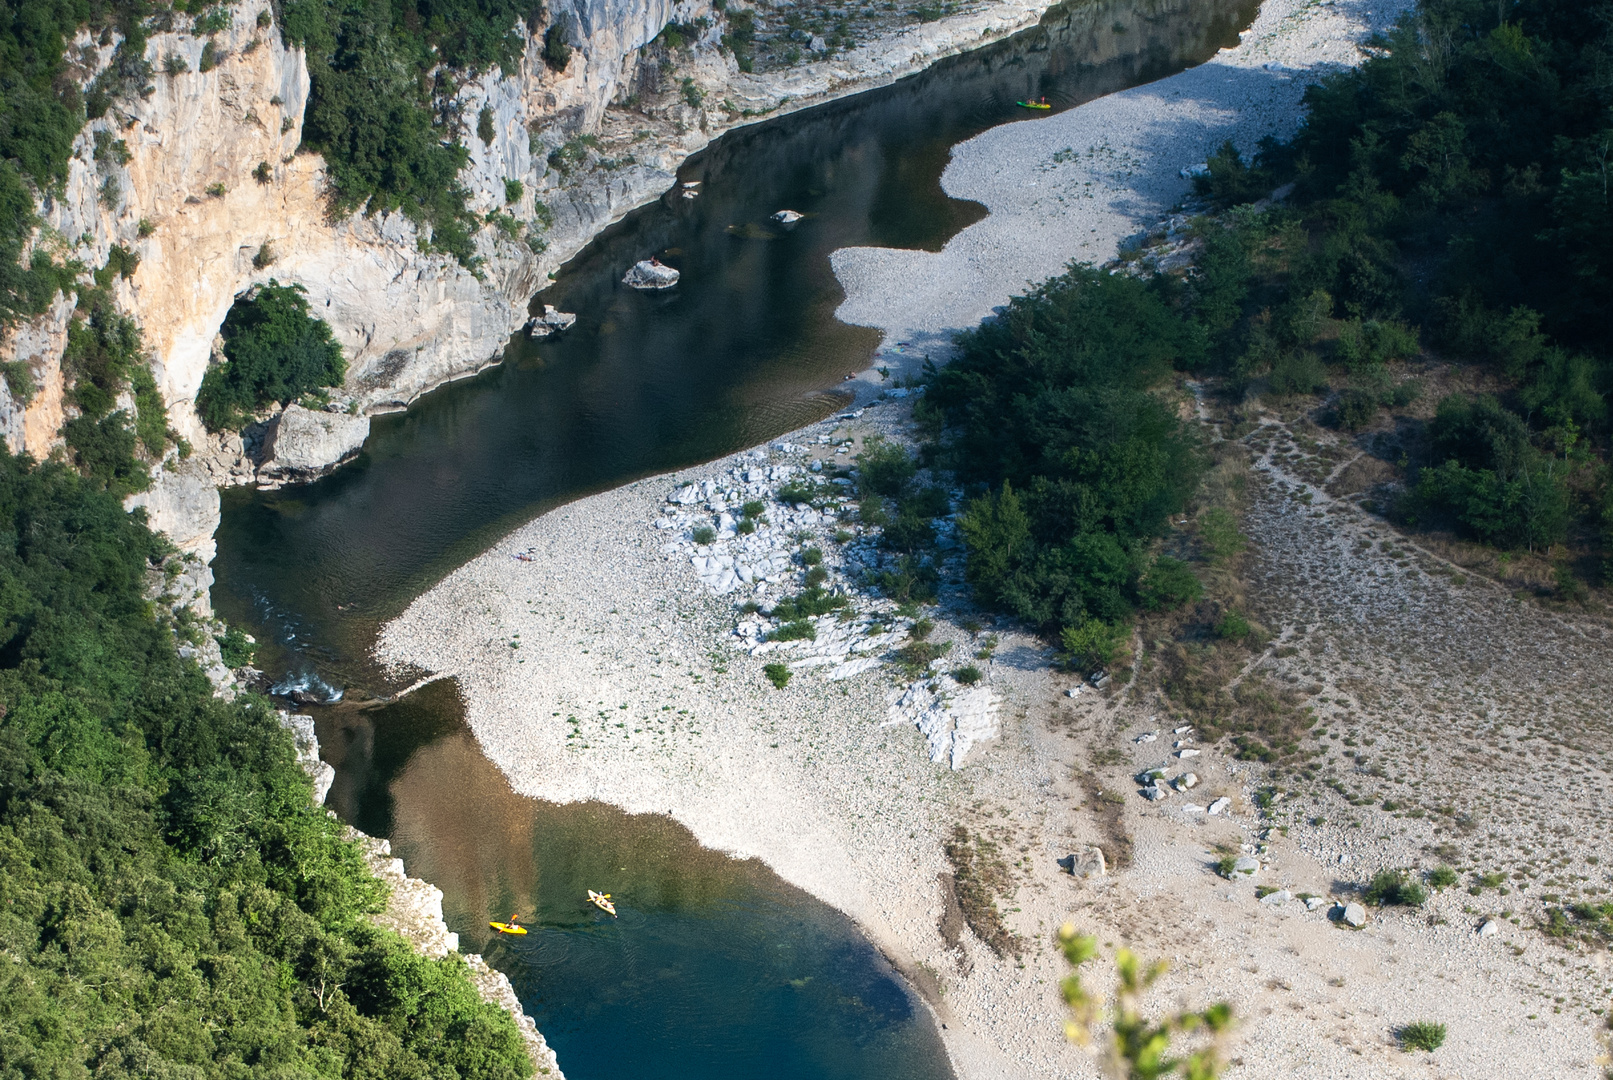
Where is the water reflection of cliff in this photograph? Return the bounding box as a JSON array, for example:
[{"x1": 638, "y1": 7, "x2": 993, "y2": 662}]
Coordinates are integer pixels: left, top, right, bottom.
[{"x1": 319, "y1": 679, "x2": 788, "y2": 943}]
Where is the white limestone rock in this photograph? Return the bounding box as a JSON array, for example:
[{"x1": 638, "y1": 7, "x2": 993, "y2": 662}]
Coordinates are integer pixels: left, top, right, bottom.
[{"x1": 258, "y1": 405, "x2": 371, "y2": 479}]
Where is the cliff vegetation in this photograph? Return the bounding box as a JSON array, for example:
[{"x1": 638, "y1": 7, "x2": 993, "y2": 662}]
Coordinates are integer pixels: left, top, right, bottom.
[
  {"x1": 196, "y1": 280, "x2": 346, "y2": 432},
  {"x1": 0, "y1": 447, "x2": 534, "y2": 1079},
  {"x1": 280, "y1": 0, "x2": 534, "y2": 266}
]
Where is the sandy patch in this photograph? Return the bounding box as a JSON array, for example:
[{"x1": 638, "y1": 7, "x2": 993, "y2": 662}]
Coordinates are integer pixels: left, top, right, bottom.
[{"x1": 832, "y1": 0, "x2": 1407, "y2": 373}]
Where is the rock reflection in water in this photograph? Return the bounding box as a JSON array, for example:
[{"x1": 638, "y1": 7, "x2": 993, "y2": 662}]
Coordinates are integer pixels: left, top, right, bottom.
[{"x1": 315, "y1": 679, "x2": 954, "y2": 1080}]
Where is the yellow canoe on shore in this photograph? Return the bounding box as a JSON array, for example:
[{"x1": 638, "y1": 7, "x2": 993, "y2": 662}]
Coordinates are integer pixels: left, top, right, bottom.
[
  {"x1": 588, "y1": 890, "x2": 618, "y2": 917},
  {"x1": 490, "y1": 921, "x2": 528, "y2": 935}
]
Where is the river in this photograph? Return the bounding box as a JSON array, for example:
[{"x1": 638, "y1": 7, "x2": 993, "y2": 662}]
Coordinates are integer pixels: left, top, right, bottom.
[{"x1": 211, "y1": 0, "x2": 1258, "y2": 1076}]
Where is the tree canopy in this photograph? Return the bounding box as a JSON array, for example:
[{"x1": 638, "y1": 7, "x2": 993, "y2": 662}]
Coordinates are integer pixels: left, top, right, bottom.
[{"x1": 0, "y1": 447, "x2": 533, "y2": 1079}]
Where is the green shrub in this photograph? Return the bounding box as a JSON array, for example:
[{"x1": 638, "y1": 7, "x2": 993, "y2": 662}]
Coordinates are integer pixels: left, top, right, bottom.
[
  {"x1": 801, "y1": 546, "x2": 823, "y2": 565},
  {"x1": 691, "y1": 525, "x2": 716, "y2": 544},
  {"x1": 777, "y1": 479, "x2": 828, "y2": 505},
  {"x1": 544, "y1": 23, "x2": 572, "y2": 70},
  {"x1": 770, "y1": 586, "x2": 847, "y2": 620},
  {"x1": 769, "y1": 619, "x2": 816, "y2": 642},
  {"x1": 1138, "y1": 556, "x2": 1202, "y2": 610},
  {"x1": 1, "y1": 359, "x2": 36, "y2": 403},
  {"x1": 857, "y1": 436, "x2": 916, "y2": 498},
  {"x1": 1337, "y1": 317, "x2": 1419, "y2": 370},
  {"x1": 477, "y1": 105, "x2": 496, "y2": 145},
  {"x1": 504, "y1": 177, "x2": 523, "y2": 204},
  {"x1": 1363, "y1": 871, "x2": 1427, "y2": 907},
  {"x1": 894, "y1": 640, "x2": 946, "y2": 676},
  {"x1": 1395, "y1": 1021, "x2": 1446, "y2": 1052},
  {"x1": 908, "y1": 617, "x2": 934, "y2": 640},
  {"x1": 1410, "y1": 398, "x2": 1572, "y2": 551},
  {"x1": 195, "y1": 281, "x2": 346, "y2": 431},
  {"x1": 62, "y1": 302, "x2": 167, "y2": 493},
  {"x1": 1330, "y1": 388, "x2": 1381, "y2": 431},
  {"x1": 952, "y1": 665, "x2": 982, "y2": 685},
  {"x1": 872, "y1": 554, "x2": 939, "y2": 604},
  {"x1": 193, "y1": 6, "x2": 231, "y2": 34},
  {"x1": 216, "y1": 625, "x2": 258, "y2": 667},
  {"x1": 742, "y1": 499, "x2": 766, "y2": 519},
  {"x1": 198, "y1": 39, "x2": 221, "y2": 72},
  {"x1": 1426, "y1": 866, "x2": 1457, "y2": 890},
  {"x1": 1267, "y1": 350, "x2": 1328, "y2": 396},
  {"x1": 763, "y1": 662, "x2": 791, "y2": 689},
  {"x1": 882, "y1": 506, "x2": 936, "y2": 552},
  {"x1": 1060, "y1": 617, "x2": 1126, "y2": 672},
  {"x1": 1193, "y1": 140, "x2": 1272, "y2": 209},
  {"x1": 721, "y1": 8, "x2": 755, "y2": 69},
  {"x1": 1215, "y1": 610, "x2": 1251, "y2": 641}
]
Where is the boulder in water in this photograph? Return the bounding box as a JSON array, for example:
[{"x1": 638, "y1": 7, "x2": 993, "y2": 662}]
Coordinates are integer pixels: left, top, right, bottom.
[
  {"x1": 525, "y1": 305, "x2": 577, "y2": 337},
  {"x1": 257, "y1": 404, "x2": 370, "y2": 481},
  {"x1": 773, "y1": 210, "x2": 804, "y2": 225},
  {"x1": 624, "y1": 259, "x2": 680, "y2": 289}
]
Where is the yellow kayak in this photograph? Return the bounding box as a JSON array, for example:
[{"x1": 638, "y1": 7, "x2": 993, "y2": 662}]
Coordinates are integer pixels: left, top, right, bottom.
[
  {"x1": 1017, "y1": 100, "x2": 1052, "y2": 110},
  {"x1": 490, "y1": 921, "x2": 528, "y2": 935},
  {"x1": 587, "y1": 890, "x2": 618, "y2": 917}
]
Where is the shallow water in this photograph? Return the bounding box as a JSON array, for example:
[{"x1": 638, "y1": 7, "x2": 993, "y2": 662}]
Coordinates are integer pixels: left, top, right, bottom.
[
  {"x1": 318, "y1": 681, "x2": 953, "y2": 1080},
  {"x1": 214, "y1": 0, "x2": 1257, "y2": 1074}
]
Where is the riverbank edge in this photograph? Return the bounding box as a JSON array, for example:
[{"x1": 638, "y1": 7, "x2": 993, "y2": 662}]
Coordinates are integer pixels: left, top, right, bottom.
[
  {"x1": 355, "y1": 0, "x2": 1061, "y2": 422},
  {"x1": 280, "y1": 710, "x2": 565, "y2": 1078}
]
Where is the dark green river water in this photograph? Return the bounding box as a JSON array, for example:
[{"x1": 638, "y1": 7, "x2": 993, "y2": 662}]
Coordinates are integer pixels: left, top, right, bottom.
[{"x1": 211, "y1": 1, "x2": 1258, "y2": 1075}]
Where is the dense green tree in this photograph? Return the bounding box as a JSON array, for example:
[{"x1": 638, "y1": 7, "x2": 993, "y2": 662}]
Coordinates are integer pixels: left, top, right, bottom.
[
  {"x1": 924, "y1": 266, "x2": 1202, "y2": 643},
  {"x1": 196, "y1": 281, "x2": 346, "y2": 431},
  {"x1": 0, "y1": 447, "x2": 534, "y2": 1079}
]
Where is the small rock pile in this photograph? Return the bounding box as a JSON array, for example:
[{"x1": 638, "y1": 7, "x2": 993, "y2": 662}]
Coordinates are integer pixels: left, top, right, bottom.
[
  {"x1": 885, "y1": 674, "x2": 1000, "y2": 768},
  {"x1": 654, "y1": 431, "x2": 1001, "y2": 768}
]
